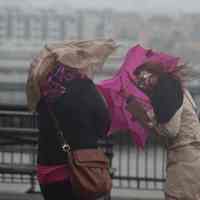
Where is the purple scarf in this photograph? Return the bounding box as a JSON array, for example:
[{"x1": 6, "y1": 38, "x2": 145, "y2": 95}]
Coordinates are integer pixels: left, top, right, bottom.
[{"x1": 40, "y1": 64, "x2": 86, "y2": 102}]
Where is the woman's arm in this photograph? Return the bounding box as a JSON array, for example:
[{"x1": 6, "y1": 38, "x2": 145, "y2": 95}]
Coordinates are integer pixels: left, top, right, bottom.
[
  {"x1": 125, "y1": 96, "x2": 153, "y2": 128},
  {"x1": 157, "y1": 105, "x2": 183, "y2": 138}
]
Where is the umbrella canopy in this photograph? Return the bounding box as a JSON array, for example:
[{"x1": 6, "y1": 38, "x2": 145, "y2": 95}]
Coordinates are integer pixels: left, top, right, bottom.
[{"x1": 97, "y1": 44, "x2": 180, "y2": 148}]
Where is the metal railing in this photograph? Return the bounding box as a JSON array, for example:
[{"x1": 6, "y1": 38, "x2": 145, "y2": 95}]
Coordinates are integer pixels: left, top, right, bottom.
[
  {"x1": 0, "y1": 105, "x2": 166, "y2": 192},
  {"x1": 0, "y1": 105, "x2": 38, "y2": 193},
  {"x1": 0, "y1": 104, "x2": 167, "y2": 194},
  {"x1": 0, "y1": 105, "x2": 114, "y2": 197},
  {"x1": 111, "y1": 133, "x2": 166, "y2": 190}
]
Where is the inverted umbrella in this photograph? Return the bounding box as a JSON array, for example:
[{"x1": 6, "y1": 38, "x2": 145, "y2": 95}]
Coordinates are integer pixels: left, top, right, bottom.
[{"x1": 97, "y1": 44, "x2": 180, "y2": 148}]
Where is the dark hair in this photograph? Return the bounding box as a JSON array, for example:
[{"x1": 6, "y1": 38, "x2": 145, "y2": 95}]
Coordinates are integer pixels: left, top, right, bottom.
[
  {"x1": 134, "y1": 61, "x2": 186, "y2": 84},
  {"x1": 134, "y1": 62, "x2": 165, "y2": 76},
  {"x1": 134, "y1": 62, "x2": 185, "y2": 123},
  {"x1": 151, "y1": 73, "x2": 184, "y2": 123}
]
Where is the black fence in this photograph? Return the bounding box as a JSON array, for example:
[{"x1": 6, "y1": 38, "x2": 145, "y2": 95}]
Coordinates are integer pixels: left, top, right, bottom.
[
  {"x1": 111, "y1": 133, "x2": 166, "y2": 191},
  {"x1": 0, "y1": 105, "x2": 38, "y2": 193},
  {"x1": 0, "y1": 104, "x2": 166, "y2": 195}
]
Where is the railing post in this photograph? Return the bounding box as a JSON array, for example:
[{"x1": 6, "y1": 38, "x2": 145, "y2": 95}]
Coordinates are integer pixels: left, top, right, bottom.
[
  {"x1": 27, "y1": 145, "x2": 37, "y2": 193},
  {"x1": 103, "y1": 137, "x2": 114, "y2": 200},
  {"x1": 26, "y1": 173, "x2": 36, "y2": 193}
]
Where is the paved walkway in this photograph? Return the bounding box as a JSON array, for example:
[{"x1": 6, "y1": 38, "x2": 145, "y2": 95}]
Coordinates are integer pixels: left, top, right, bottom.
[
  {"x1": 0, "y1": 193, "x2": 164, "y2": 200},
  {"x1": 0, "y1": 185, "x2": 164, "y2": 200}
]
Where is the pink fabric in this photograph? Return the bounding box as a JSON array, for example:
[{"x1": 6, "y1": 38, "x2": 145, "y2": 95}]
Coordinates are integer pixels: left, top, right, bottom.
[
  {"x1": 98, "y1": 44, "x2": 180, "y2": 148},
  {"x1": 37, "y1": 164, "x2": 70, "y2": 185}
]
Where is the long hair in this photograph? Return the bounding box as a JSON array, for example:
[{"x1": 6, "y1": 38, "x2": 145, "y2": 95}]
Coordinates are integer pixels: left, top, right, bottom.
[
  {"x1": 134, "y1": 62, "x2": 186, "y2": 123},
  {"x1": 134, "y1": 61, "x2": 187, "y2": 86}
]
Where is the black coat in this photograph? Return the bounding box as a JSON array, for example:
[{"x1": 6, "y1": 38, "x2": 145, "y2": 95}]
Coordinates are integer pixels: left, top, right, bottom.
[{"x1": 37, "y1": 78, "x2": 110, "y2": 165}]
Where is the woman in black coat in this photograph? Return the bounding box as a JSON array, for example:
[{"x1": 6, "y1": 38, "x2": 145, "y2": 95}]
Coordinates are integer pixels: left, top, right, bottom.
[{"x1": 36, "y1": 64, "x2": 111, "y2": 200}]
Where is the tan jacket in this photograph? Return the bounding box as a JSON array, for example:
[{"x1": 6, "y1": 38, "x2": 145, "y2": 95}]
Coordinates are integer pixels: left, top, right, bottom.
[{"x1": 159, "y1": 90, "x2": 200, "y2": 199}]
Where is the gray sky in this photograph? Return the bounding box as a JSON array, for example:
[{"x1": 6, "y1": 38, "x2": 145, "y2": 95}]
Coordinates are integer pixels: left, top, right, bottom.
[{"x1": 1, "y1": 0, "x2": 200, "y2": 13}]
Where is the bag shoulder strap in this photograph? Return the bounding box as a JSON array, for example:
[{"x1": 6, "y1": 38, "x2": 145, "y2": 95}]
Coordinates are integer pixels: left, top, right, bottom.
[{"x1": 47, "y1": 106, "x2": 71, "y2": 153}]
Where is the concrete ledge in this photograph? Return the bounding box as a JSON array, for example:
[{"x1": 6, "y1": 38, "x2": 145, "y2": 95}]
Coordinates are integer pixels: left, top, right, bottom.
[
  {"x1": 0, "y1": 193, "x2": 43, "y2": 200},
  {"x1": 0, "y1": 193, "x2": 164, "y2": 200},
  {"x1": 111, "y1": 189, "x2": 164, "y2": 200},
  {"x1": 0, "y1": 189, "x2": 164, "y2": 200}
]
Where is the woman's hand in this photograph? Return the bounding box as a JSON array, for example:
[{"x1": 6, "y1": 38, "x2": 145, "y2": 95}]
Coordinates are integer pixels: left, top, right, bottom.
[
  {"x1": 118, "y1": 87, "x2": 130, "y2": 99},
  {"x1": 126, "y1": 97, "x2": 151, "y2": 127},
  {"x1": 118, "y1": 86, "x2": 161, "y2": 134}
]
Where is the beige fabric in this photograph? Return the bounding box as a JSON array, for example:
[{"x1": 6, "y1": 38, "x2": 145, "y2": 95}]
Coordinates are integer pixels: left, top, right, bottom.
[
  {"x1": 26, "y1": 39, "x2": 117, "y2": 111},
  {"x1": 47, "y1": 39, "x2": 117, "y2": 70},
  {"x1": 171, "y1": 90, "x2": 200, "y2": 148},
  {"x1": 165, "y1": 144, "x2": 200, "y2": 199},
  {"x1": 161, "y1": 106, "x2": 183, "y2": 138},
  {"x1": 185, "y1": 89, "x2": 197, "y2": 110},
  {"x1": 159, "y1": 90, "x2": 200, "y2": 199}
]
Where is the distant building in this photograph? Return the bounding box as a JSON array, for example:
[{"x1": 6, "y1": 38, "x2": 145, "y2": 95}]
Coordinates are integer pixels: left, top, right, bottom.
[{"x1": 0, "y1": 7, "x2": 114, "y2": 45}]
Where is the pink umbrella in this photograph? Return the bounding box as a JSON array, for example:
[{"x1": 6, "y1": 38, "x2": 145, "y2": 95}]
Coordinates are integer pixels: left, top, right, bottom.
[{"x1": 97, "y1": 44, "x2": 180, "y2": 148}]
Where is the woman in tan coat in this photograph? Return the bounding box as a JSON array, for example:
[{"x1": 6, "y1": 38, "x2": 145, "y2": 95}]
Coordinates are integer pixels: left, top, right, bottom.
[{"x1": 126, "y1": 62, "x2": 200, "y2": 200}]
